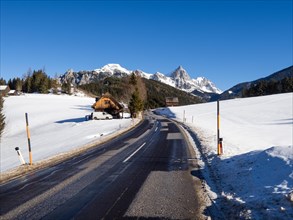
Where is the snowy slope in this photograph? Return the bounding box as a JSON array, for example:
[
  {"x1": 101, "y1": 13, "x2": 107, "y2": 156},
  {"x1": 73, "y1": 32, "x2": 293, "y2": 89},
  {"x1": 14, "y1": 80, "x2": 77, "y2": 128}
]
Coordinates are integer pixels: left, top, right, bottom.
[
  {"x1": 1, "y1": 94, "x2": 135, "y2": 173},
  {"x1": 156, "y1": 93, "x2": 293, "y2": 219}
]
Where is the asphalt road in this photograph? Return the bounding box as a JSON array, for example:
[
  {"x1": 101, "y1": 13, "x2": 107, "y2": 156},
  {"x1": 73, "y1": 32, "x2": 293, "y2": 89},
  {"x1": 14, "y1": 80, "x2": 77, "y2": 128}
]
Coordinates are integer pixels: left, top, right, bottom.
[{"x1": 0, "y1": 113, "x2": 204, "y2": 220}]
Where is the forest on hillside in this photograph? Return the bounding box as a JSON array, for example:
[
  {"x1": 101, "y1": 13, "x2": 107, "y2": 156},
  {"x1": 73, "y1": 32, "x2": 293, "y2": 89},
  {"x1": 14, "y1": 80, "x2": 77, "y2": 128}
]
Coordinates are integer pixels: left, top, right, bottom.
[
  {"x1": 79, "y1": 75, "x2": 202, "y2": 109},
  {"x1": 241, "y1": 77, "x2": 293, "y2": 97}
]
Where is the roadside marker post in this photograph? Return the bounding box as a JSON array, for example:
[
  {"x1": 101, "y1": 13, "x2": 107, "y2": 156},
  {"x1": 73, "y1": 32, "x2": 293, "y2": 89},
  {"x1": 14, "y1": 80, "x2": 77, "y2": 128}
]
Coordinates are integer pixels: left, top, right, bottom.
[
  {"x1": 15, "y1": 147, "x2": 26, "y2": 165},
  {"x1": 217, "y1": 100, "x2": 223, "y2": 155},
  {"x1": 25, "y1": 113, "x2": 33, "y2": 165}
]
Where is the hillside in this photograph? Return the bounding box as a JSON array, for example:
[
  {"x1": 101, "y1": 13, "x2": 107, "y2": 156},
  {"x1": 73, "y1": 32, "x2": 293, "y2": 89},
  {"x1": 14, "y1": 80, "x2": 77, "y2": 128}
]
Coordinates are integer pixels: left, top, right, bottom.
[
  {"x1": 143, "y1": 78, "x2": 202, "y2": 108},
  {"x1": 215, "y1": 65, "x2": 293, "y2": 100},
  {"x1": 78, "y1": 76, "x2": 203, "y2": 109},
  {"x1": 78, "y1": 77, "x2": 135, "y2": 104}
]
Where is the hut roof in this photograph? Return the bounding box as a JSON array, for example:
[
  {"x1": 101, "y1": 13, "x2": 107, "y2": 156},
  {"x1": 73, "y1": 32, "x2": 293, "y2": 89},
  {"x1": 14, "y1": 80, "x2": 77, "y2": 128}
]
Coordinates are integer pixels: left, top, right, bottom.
[
  {"x1": 92, "y1": 93, "x2": 124, "y2": 110},
  {"x1": 94, "y1": 93, "x2": 124, "y2": 110}
]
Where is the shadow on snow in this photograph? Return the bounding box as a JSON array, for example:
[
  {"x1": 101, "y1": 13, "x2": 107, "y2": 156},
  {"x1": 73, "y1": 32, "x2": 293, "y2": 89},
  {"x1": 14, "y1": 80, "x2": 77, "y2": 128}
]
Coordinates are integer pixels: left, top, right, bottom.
[
  {"x1": 55, "y1": 117, "x2": 86, "y2": 124},
  {"x1": 187, "y1": 127, "x2": 293, "y2": 219}
]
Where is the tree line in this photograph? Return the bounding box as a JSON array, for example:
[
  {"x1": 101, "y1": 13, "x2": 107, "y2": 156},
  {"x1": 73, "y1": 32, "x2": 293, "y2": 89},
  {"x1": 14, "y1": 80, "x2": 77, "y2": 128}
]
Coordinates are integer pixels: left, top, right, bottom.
[
  {"x1": 0, "y1": 69, "x2": 74, "y2": 94},
  {"x1": 241, "y1": 77, "x2": 293, "y2": 97}
]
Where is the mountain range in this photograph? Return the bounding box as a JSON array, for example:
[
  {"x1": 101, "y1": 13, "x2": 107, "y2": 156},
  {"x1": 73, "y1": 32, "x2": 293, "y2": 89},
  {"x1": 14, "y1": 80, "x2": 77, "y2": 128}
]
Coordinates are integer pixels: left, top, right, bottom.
[
  {"x1": 59, "y1": 64, "x2": 222, "y2": 96},
  {"x1": 59, "y1": 64, "x2": 292, "y2": 102}
]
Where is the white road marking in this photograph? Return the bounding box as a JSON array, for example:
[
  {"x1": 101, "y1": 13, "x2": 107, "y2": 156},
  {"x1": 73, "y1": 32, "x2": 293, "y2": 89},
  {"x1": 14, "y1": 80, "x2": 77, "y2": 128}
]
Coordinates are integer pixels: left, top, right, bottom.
[
  {"x1": 155, "y1": 127, "x2": 158, "y2": 132},
  {"x1": 123, "y1": 142, "x2": 146, "y2": 163}
]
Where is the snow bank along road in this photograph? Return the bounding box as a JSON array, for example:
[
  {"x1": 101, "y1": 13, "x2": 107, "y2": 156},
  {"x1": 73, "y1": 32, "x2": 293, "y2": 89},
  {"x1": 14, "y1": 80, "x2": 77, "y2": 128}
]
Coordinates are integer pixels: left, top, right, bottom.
[{"x1": 0, "y1": 113, "x2": 208, "y2": 219}]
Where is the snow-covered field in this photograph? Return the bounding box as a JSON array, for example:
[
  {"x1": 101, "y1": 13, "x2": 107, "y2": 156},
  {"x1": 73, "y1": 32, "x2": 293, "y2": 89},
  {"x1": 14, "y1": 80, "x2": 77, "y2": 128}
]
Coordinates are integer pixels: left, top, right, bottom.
[
  {"x1": 1, "y1": 94, "x2": 135, "y2": 173},
  {"x1": 157, "y1": 93, "x2": 293, "y2": 219},
  {"x1": 1, "y1": 92, "x2": 292, "y2": 219}
]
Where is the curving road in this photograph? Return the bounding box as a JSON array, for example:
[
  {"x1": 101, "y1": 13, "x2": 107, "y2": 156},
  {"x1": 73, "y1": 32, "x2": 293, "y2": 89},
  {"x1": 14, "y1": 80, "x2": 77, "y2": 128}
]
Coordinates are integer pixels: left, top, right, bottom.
[{"x1": 0, "y1": 112, "x2": 204, "y2": 219}]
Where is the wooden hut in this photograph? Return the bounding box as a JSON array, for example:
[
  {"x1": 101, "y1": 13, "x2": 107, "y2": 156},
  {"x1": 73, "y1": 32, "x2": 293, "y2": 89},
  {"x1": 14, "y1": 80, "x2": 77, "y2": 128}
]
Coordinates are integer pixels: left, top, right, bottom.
[
  {"x1": 0, "y1": 85, "x2": 10, "y2": 96},
  {"x1": 92, "y1": 93, "x2": 124, "y2": 118},
  {"x1": 165, "y1": 97, "x2": 179, "y2": 107}
]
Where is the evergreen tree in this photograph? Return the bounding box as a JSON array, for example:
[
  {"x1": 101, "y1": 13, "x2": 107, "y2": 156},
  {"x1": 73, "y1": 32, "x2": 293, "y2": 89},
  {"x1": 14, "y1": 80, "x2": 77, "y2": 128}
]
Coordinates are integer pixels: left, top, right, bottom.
[
  {"x1": 128, "y1": 87, "x2": 143, "y2": 118},
  {"x1": 282, "y1": 77, "x2": 293, "y2": 93},
  {"x1": 51, "y1": 78, "x2": 59, "y2": 94},
  {"x1": 23, "y1": 75, "x2": 32, "y2": 93},
  {"x1": 0, "y1": 78, "x2": 6, "y2": 85},
  {"x1": 62, "y1": 81, "x2": 71, "y2": 94},
  {"x1": 8, "y1": 78, "x2": 23, "y2": 91},
  {"x1": 31, "y1": 70, "x2": 44, "y2": 92},
  {"x1": 15, "y1": 78, "x2": 23, "y2": 91},
  {"x1": 22, "y1": 69, "x2": 51, "y2": 93},
  {"x1": 129, "y1": 72, "x2": 137, "y2": 85},
  {"x1": 39, "y1": 77, "x2": 49, "y2": 94}
]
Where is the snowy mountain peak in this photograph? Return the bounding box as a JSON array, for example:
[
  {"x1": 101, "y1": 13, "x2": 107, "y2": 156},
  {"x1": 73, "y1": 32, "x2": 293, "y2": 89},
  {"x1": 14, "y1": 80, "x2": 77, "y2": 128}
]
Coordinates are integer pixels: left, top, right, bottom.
[
  {"x1": 170, "y1": 66, "x2": 191, "y2": 81},
  {"x1": 192, "y1": 77, "x2": 222, "y2": 94},
  {"x1": 95, "y1": 64, "x2": 131, "y2": 75}
]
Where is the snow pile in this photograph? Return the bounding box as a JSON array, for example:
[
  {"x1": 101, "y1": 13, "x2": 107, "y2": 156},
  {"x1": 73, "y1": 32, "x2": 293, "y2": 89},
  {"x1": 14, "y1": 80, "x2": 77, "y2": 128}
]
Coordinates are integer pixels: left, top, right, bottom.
[
  {"x1": 156, "y1": 93, "x2": 293, "y2": 219},
  {"x1": 1, "y1": 94, "x2": 135, "y2": 173}
]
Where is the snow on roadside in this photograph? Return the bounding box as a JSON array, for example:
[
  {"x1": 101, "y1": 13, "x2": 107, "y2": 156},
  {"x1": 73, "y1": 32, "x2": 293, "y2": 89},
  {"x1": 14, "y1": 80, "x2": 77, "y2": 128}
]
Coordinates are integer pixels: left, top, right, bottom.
[
  {"x1": 156, "y1": 93, "x2": 293, "y2": 219},
  {"x1": 1, "y1": 94, "x2": 135, "y2": 174}
]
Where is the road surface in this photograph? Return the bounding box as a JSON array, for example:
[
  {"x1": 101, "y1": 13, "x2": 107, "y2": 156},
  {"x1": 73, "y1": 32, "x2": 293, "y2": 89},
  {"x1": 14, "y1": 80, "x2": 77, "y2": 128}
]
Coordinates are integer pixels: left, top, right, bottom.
[{"x1": 0, "y1": 113, "x2": 205, "y2": 219}]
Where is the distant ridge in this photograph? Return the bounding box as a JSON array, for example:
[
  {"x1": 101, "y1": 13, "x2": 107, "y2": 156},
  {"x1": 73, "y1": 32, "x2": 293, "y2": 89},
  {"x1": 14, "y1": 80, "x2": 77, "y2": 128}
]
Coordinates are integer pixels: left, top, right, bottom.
[{"x1": 215, "y1": 65, "x2": 293, "y2": 101}]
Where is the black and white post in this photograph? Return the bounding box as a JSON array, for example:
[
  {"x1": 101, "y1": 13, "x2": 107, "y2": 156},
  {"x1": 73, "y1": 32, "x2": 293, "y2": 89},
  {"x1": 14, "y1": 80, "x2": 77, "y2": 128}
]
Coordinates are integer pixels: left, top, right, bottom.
[{"x1": 15, "y1": 147, "x2": 26, "y2": 165}]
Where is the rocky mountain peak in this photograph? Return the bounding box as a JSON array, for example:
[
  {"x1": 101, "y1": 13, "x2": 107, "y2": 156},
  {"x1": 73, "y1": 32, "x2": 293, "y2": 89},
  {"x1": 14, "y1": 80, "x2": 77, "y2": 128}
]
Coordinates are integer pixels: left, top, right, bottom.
[{"x1": 170, "y1": 66, "x2": 191, "y2": 81}]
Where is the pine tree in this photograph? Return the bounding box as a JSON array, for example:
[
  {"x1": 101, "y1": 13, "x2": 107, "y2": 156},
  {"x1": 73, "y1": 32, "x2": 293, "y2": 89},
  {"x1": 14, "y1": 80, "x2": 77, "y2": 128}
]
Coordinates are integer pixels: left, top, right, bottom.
[
  {"x1": 129, "y1": 87, "x2": 143, "y2": 118},
  {"x1": 23, "y1": 76, "x2": 32, "y2": 93},
  {"x1": 62, "y1": 81, "x2": 71, "y2": 94},
  {"x1": 15, "y1": 78, "x2": 23, "y2": 92},
  {"x1": 129, "y1": 72, "x2": 137, "y2": 85},
  {"x1": 39, "y1": 77, "x2": 49, "y2": 94},
  {"x1": 50, "y1": 78, "x2": 59, "y2": 94},
  {"x1": 282, "y1": 77, "x2": 293, "y2": 93},
  {"x1": 32, "y1": 70, "x2": 44, "y2": 92},
  {"x1": 0, "y1": 78, "x2": 6, "y2": 85},
  {"x1": 8, "y1": 78, "x2": 23, "y2": 91}
]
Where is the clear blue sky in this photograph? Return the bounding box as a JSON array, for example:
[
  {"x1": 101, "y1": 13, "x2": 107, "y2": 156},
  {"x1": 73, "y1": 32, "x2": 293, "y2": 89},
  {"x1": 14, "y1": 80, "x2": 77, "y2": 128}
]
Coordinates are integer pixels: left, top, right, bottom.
[{"x1": 1, "y1": 0, "x2": 292, "y2": 90}]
